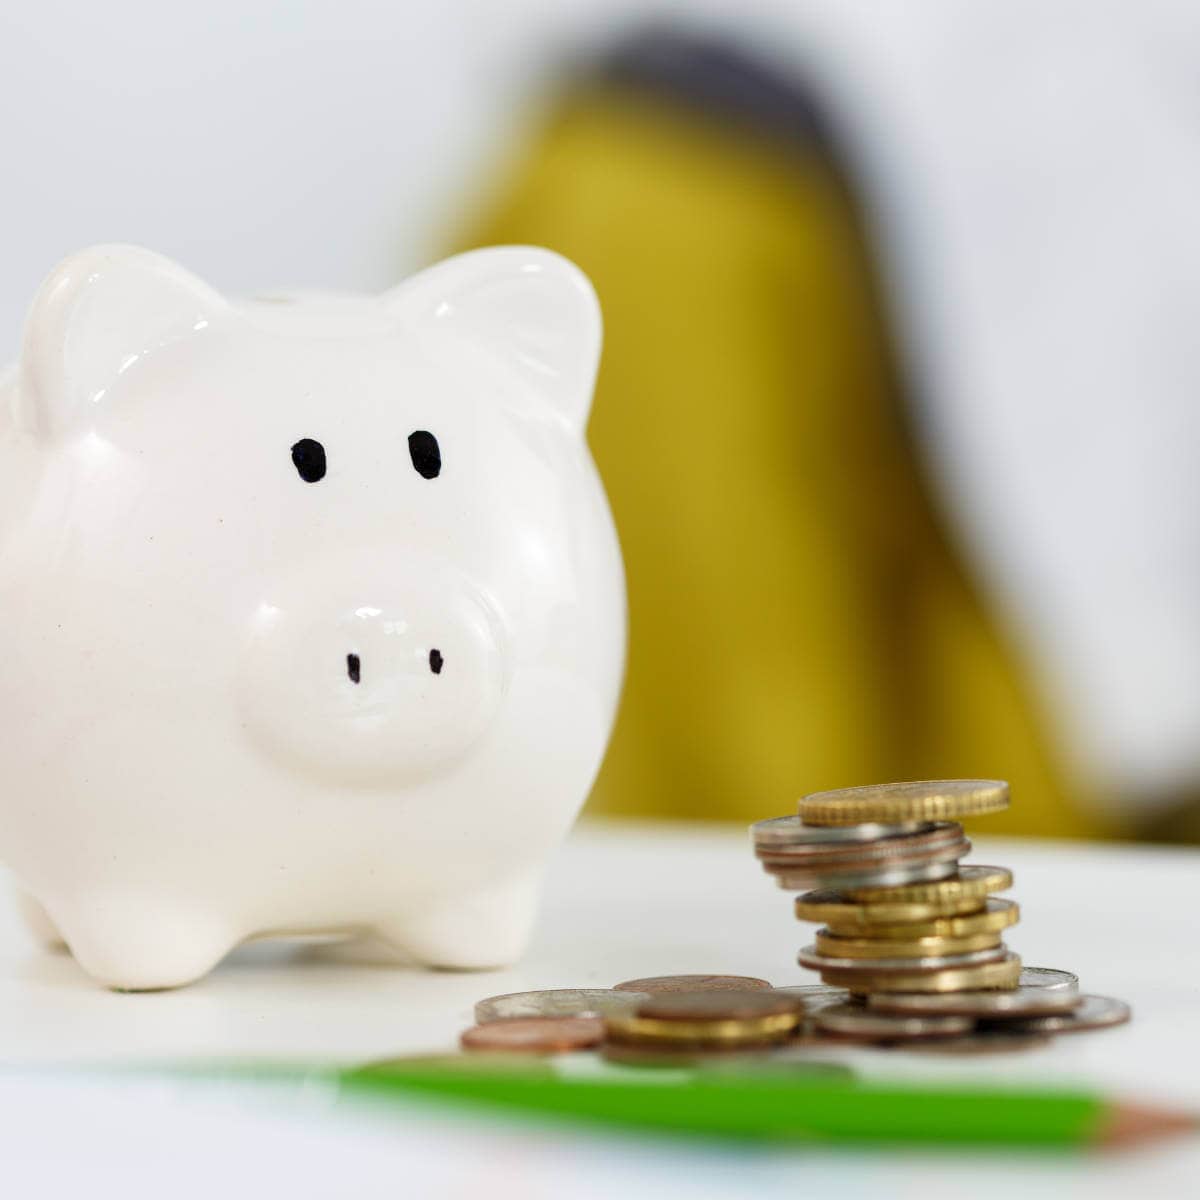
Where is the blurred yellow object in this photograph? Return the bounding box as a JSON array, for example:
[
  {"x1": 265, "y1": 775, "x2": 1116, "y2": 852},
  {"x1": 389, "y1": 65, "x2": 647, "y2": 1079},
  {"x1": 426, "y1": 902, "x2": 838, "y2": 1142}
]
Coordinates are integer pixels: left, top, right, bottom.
[{"x1": 457, "y1": 86, "x2": 1111, "y2": 839}]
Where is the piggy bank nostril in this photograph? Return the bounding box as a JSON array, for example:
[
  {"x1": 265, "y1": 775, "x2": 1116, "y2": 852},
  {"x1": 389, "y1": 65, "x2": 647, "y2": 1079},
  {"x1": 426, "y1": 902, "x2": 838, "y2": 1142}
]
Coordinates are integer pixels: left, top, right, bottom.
[
  {"x1": 346, "y1": 653, "x2": 361, "y2": 684},
  {"x1": 429, "y1": 648, "x2": 443, "y2": 675}
]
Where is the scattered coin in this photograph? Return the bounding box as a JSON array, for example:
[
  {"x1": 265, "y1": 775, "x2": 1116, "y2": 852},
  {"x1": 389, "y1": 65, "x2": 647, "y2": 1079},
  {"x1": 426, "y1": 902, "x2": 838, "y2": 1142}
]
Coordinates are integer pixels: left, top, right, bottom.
[
  {"x1": 1018, "y1": 966, "x2": 1080, "y2": 992},
  {"x1": 846, "y1": 864, "x2": 1013, "y2": 904},
  {"x1": 824, "y1": 952, "x2": 1024, "y2": 994},
  {"x1": 1000, "y1": 994, "x2": 1131, "y2": 1035},
  {"x1": 794, "y1": 887, "x2": 988, "y2": 926},
  {"x1": 474, "y1": 988, "x2": 645, "y2": 1024},
  {"x1": 867, "y1": 986, "x2": 1083, "y2": 1018},
  {"x1": 605, "y1": 1008, "x2": 802, "y2": 1047},
  {"x1": 813, "y1": 1003, "x2": 973, "y2": 1042},
  {"x1": 637, "y1": 990, "x2": 807, "y2": 1023},
  {"x1": 613, "y1": 974, "x2": 772, "y2": 994},
  {"x1": 798, "y1": 779, "x2": 1009, "y2": 827},
  {"x1": 751, "y1": 815, "x2": 932, "y2": 846},
  {"x1": 799, "y1": 943, "x2": 1007, "y2": 974},
  {"x1": 814, "y1": 928, "x2": 1003, "y2": 960},
  {"x1": 460, "y1": 1016, "x2": 606, "y2": 1054},
  {"x1": 822, "y1": 898, "x2": 1019, "y2": 940}
]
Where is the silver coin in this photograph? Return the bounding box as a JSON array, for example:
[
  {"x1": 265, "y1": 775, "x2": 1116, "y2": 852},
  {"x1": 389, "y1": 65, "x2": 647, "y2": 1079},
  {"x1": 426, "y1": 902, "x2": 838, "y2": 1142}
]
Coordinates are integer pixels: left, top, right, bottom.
[
  {"x1": 1001, "y1": 994, "x2": 1131, "y2": 1035},
  {"x1": 755, "y1": 824, "x2": 964, "y2": 863},
  {"x1": 813, "y1": 1002, "x2": 973, "y2": 1041},
  {"x1": 474, "y1": 988, "x2": 645, "y2": 1024},
  {"x1": 751, "y1": 815, "x2": 935, "y2": 848},
  {"x1": 867, "y1": 986, "x2": 1083, "y2": 1018},
  {"x1": 771, "y1": 852, "x2": 964, "y2": 893},
  {"x1": 799, "y1": 943, "x2": 1009, "y2": 974},
  {"x1": 1018, "y1": 966, "x2": 1079, "y2": 992},
  {"x1": 770, "y1": 984, "x2": 852, "y2": 1011}
]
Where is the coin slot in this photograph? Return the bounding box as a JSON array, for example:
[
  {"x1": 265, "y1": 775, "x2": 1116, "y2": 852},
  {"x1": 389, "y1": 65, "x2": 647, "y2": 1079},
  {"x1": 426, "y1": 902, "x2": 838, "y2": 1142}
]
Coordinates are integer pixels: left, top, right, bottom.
[
  {"x1": 429, "y1": 648, "x2": 443, "y2": 675},
  {"x1": 347, "y1": 653, "x2": 361, "y2": 684}
]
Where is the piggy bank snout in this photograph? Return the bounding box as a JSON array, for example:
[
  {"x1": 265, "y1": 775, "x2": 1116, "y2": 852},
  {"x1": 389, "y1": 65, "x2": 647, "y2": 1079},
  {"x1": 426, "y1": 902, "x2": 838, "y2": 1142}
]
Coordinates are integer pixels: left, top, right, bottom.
[{"x1": 239, "y1": 558, "x2": 506, "y2": 784}]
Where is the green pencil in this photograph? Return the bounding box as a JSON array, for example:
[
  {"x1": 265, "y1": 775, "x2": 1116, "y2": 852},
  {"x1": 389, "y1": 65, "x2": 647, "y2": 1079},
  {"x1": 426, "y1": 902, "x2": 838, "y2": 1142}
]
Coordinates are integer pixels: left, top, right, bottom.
[{"x1": 337, "y1": 1059, "x2": 1195, "y2": 1151}]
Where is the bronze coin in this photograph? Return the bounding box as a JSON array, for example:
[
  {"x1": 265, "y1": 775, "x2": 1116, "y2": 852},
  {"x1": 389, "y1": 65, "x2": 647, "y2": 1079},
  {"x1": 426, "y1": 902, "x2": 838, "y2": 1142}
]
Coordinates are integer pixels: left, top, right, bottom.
[
  {"x1": 798, "y1": 779, "x2": 1009, "y2": 826},
  {"x1": 613, "y1": 974, "x2": 773, "y2": 994},
  {"x1": 460, "y1": 1016, "x2": 605, "y2": 1054},
  {"x1": 638, "y1": 990, "x2": 807, "y2": 1022}
]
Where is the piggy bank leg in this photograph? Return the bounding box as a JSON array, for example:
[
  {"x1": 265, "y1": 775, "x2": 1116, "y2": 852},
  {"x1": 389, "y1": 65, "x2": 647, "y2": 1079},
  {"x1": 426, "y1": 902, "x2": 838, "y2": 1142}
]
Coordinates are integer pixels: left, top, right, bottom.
[
  {"x1": 53, "y1": 893, "x2": 238, "y2": 991},
  {"x1": 14, "y1": 890, "x2": 68, "y2": 951},
  {"x1": 376, "y1": 873, "x2": 542, "y2": 970}
]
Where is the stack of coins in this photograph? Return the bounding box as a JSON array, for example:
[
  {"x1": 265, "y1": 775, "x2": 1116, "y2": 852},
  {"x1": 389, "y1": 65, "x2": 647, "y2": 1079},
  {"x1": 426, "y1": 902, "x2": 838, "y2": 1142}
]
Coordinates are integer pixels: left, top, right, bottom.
[
  {"x1": 775, "y1": 781, "x2": 1017, "y2": 993},
  {"x1": 752, "y1": 779, "x2": 1131, "y2": 1045}
]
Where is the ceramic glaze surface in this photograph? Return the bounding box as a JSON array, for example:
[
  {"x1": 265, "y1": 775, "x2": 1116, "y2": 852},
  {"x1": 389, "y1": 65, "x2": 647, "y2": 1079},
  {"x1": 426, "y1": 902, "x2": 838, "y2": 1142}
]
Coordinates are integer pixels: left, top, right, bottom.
[{"x1": 0, "y1": 244, "x2": 625, "y2": 989}]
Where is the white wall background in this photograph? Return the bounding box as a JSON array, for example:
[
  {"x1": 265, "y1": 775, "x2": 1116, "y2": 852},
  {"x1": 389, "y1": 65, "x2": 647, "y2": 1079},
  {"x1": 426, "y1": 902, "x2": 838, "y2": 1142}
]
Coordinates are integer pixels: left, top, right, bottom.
[
  {"x1": 5, "y1": 0, "x2": 1200, "y2": 816},
  {"x1": 0, "y1": 0, "x2": 611, "y2": 360}
]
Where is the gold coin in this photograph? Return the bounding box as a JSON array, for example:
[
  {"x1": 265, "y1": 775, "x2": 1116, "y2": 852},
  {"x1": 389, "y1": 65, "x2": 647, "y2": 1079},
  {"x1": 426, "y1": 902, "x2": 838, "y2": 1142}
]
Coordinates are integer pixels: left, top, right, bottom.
[
  {"x1": 822, "y1": 952, "x2": 1022, "y2": 994},
  {"x1": 814, "y1": 928, "x2": 1003, "y2": 959},
  {"x1": 604, "y1": 1010, "x2": 802, "y2": 1045},
  {"x1": 822, "y1": 898, "x2": 1019, "y2": 940},
  {"x1": 794, "y1": 888, "x2": 988, "y2": 926},
  {"x1": 798, "y1": 779, "x2": 1009, "y2": 827},
  {"x1": 846, "y1": 864, "x2": 1013, "y2": 904}
]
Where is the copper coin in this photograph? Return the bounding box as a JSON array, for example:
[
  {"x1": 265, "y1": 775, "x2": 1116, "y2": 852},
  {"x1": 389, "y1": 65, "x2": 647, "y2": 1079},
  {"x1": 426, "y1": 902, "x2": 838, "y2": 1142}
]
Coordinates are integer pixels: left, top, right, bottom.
[
  {"x1": 460, "y1": 1016, "x2": 605, "y2": 1054},
  {"x1": 613, "y1": 974, "x2": 773, "y2": 994},
  {"x1": 638, "y1": 990, "x2": 807, "y2": 1022},
  {"x1": 868, "y1": 986, "x2": 1083, "y2": 1018},
  {"x1": 813, "y1": 1003, "x2": 973, "y2": 1042},
  {"x1": 1001, "y1": 994, "x2": 1131, "y2": 1035}
]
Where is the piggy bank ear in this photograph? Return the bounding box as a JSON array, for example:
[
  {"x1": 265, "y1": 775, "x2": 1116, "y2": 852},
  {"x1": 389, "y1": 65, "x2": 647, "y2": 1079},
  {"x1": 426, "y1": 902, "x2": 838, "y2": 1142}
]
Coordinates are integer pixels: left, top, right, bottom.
[
  {"x1": 388, "y1": 247, "x2": 601, "y2": 434},
  {"x1": 17, "y1": 244, "x2": 226, "y2": 437}
]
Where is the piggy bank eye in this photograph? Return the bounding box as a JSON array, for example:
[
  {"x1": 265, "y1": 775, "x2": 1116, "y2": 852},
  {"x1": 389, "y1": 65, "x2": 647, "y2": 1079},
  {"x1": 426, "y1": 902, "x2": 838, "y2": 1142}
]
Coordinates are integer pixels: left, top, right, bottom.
[
  {"x1": 408, "y1": 430, "x2": 441, "y2": 479},
  {"x1": 291, "y1": 438, "x2": 326, "y2": 483}
]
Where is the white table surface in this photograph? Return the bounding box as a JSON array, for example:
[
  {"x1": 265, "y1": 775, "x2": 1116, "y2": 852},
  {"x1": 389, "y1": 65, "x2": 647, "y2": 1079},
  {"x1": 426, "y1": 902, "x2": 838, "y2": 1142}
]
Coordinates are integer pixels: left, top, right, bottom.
[{"x1": 1, "y1": 819, "x2": 1197, "y2": 1197}]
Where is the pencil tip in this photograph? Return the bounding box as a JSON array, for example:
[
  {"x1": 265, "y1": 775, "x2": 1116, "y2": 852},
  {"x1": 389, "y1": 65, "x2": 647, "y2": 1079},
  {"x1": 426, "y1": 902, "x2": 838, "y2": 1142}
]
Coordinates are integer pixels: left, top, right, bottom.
[{"x1": 1099, "y1": 1102, "x2": 1200, "y2": 1149}]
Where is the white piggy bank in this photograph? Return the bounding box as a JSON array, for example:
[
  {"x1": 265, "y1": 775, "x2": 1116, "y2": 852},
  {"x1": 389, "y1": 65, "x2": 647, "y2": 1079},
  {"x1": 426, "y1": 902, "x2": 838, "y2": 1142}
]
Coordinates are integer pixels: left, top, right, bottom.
[{"x1": 0, "y1": 244, "x2": 625, "y2": 990}]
